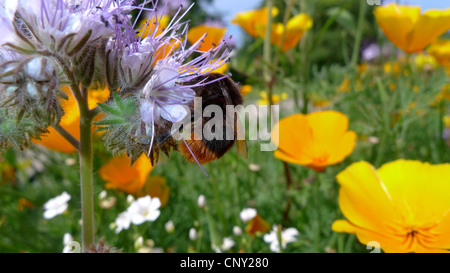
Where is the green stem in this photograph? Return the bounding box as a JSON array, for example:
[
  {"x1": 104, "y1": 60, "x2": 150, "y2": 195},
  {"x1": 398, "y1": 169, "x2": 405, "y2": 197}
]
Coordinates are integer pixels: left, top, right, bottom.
[
  {"x1": 300, "y1": 0, "x2": 310, "y2": 114},
  {"x1": 282, "y1": 161, "x2": 293, "y2": 227},
  {"x1": 263, "y1": 0, "x2": 274, "y2": 109},
  {"x1": 313, "y1": 176, "x2": 321, "y2": 252},
  {"x1": 79, "y1": 96, "x2": 95, "y2": 252},
  {"x1": 350, "y1": 0, "x2": 367, "y2": 68}
]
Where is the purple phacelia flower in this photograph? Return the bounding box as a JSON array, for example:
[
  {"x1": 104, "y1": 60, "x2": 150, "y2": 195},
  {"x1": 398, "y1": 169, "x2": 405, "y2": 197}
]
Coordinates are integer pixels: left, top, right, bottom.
[{"x1": 110, "y1": 0, "x2": 232, "y2": 175}]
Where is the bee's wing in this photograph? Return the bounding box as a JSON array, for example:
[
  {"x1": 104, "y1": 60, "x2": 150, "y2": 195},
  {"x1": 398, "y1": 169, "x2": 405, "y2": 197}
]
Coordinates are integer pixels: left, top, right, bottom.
[{"x1": 218, "y1": 75, "x2": 248, "y2": 160}]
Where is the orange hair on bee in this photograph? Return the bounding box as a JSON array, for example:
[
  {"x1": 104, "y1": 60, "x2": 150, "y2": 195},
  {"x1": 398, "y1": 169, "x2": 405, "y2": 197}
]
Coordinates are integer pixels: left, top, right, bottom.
[{"x1": 179, "y1": 137, "x2": 219, "y2": 164}]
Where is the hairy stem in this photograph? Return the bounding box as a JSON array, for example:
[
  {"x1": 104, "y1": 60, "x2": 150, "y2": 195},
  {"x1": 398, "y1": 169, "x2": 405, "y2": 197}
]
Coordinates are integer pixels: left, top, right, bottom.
[
  {"x1": 41, "y1": 49, "x2": 96, "y2": 251},
  {"x1": 52, "y1": 125, "x2": 80, "y2": 151},
  {"x1": 78, "y1": 95, "x2": 95, "y2": 252},
  {"x1": 282, "y1": 161, "x2": 293, "y2": 226}
]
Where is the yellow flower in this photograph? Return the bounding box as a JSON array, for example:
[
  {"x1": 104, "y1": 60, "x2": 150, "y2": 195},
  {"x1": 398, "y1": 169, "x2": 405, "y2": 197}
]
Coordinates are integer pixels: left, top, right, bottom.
[
  {"x1": 137, "y1": 175, "x2": 170, "y2": 207},
  {"x1": 240, "y1": 84, "x2": 252, "y2": 96},
  {"x1": 414, "y1": 54, "x2": 438, "y2": 70},
  {"x1": 383, "y1": 61, "x2": 402, "y2": 76},
  {"x1": 33, "y1": 86, "x2": 110, "y2": 153},
  {"x1": 431, "y1": 83, "x2": 450, "y2": 106},
  {"x1": 256, "y1": 14, "x2": 313, "y2": 51},
  {"x1": 99, "y1": 154, "x2": 153, "y2": 194},
  {"x1": 313, "y1": 98, "x2": 331, "y2": 108},
  {"x1": 231, "y1": 7, "x2": 279, "y2": 38},
  {"x1": 245, "y1": 214, "x2": 271, "y2": 235},
  {"x1": 374, "y1": 3, "x2": 450, "y2": 53},
  {"x1": 332, "y1": 160, "x2": 450, "y2": 253},
  {"x1": 444, "y1": 115, "x2": 450, "y2": 128},
  {"x1": 389, "y1": 83, "x2": 397, "y2": 91},
  {"x1": 272, "y1": 111, "x2": 356, "y2": 172},
  {"x1": 337, "y1": 76, "x2": 350, "y2": 93},
  {"x1": 187, "y1": 25, "x2": 226, "y2": 52},
  {"x1": 258, "y1": 91, "x2": 287, "y2": 105},
  {"x1": 428, "y1": 39, "x2": 450, "y2": 66}
]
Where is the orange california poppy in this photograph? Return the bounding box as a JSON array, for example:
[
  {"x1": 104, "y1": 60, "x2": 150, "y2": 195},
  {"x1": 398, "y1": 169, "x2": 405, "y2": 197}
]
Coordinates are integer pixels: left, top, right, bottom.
[
  {"x1": 187, "y1": 25, "x2": 226, "y2": 52},
  {"x1": 32, "y1": 86, "x2": 110, "y2": 153},
  {"x1": 271, "y1": 111, "x2": 356, "y2": 172},
  {"x1": 137, "y1": 175, "x2": 170, "y2": 207},
  {"x1": 231, "y1": 7, "x2": 279, "y2": 38},
  {"x1": 428, "y1": 39, "x2": 450, "y2": 66},
  {"x1": 245, "y1": 213, "x2": 271, "y2": 235},
  {"x1": 374, "y1": 3, "x2": 450, "y2": 54},
  {"x1": 256, "y1": 13, "x2": 313, "y2": 52},
  {"x1": 240, "y1": 84, "x2": 252, "y2": 96},
  {"x1": 99, "y1": 154, "x2": 153, "y2": 194},
  {"x1": 332, "y1": 160, "x2": 450, "y2": 253}
]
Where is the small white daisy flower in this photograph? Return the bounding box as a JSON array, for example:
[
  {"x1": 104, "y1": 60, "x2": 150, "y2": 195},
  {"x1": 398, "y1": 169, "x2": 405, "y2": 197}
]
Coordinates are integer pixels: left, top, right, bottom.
[
  {"x1": 221, "y1": 237, "x2": 235, "y2": 252},
  {"x1": 240, "y1": 208, "x2": 257, "y2": 222},
  {"x1": 43, "y1": 192, "x2": 71, "y2": 219},
  {"x1": 263, "y1": 226, "x2": 299, "y2": 253},
  {"x1": 127, "y1": 195, "x2": 161, "y2": 225}
]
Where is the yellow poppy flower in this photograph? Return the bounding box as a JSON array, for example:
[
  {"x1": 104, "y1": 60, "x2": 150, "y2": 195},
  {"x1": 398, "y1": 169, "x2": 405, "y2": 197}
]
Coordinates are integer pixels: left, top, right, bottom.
[
  {"x1": 272, "y1": 111, "x2": 356, "y2": 172},
  {"x1": 33, "y1": 86, "x2": 110, "y2": 153},
  {"x1": 256, "y1": 13, "x2": 313, "y2": 51},
  {"x1": 374, "y1": 4, "x2": 450, "y2": 54},
  {"x1": 99, "y1": 154, "x2": 153, "y2": 194},
  {"x1": 137, "y1": 175, "x2": 170, "y2": 207},
  {"x1": 245, "y1": 213, "x2": 271, "y2": 235},
  {"x1": 332, "y1": 160, "x2": 450, "y2": 253},
  {"x1": 187, "y1": 25, "x2": 226, "y2": 52},
  {"x1": 240, "y1": 84, "x2": 252, "y2": 96},
  {"x1": 428, "y1": 39, "x2": 450, "y2": 66},
  {"x1": 231, "y1": 7, "x2": 279, "y2": 38}
]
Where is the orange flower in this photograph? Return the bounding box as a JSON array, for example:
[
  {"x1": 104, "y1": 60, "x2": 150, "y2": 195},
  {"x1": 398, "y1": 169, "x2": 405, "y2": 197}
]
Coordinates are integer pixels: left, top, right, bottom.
[
  {"x1": 0, "y1": 157, "x2": 15, "y2": 185},
  {"x1": 99, "y1": 154, "x2": 153, "y2": 194},
  {"x1": 374, "y1": 4, "x2": 450, "y2": 53},
  {"x1": 256, "y1": 13, "x2": 313, "y2": 51},
  {"x1": 17, "y1": 198, "x2": 34, "y2": 211},
  {"x1": 33, "y1": 86, "x2": 110, "y2": 153},
  {"x1": 153, "y1": 38, "x2": 181, "y2": 65},
  {"x1": 271, "y1": 111, "x2": 356, "y2": 172},
  {"x1": 187, "y1": 25, "x2": 226, "y2": 52},
  {"x1": 137, "y1": 175, "x2": 170, "y2": 207},
  {"x1": 332, "y1": 160, "x2": 450, "y2": 253},
  {"x1": 240, "y1": 85, "x2": 252, "y2": 96},
  {"x1": 231, "y1": 7, "x2": 279, "y2": 38},
  {"x1": 428, "y1": 39, "x2": 450, "y2": 66},
  {"x1": 245, "y1": 214, "x2": 271, "y2": 235}
]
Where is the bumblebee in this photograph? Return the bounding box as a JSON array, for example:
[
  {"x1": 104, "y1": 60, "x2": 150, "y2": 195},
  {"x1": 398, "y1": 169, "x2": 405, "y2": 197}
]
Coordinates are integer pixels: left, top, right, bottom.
[{"x1": 178, "y1": 73, "x2": 248, "y2": 164}]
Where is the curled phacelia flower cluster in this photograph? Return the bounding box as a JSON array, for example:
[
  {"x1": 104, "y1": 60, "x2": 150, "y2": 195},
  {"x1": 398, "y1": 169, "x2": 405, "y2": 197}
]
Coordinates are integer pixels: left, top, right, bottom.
[{"x1": 0, "y1": 0, "x2": 232, "y2": 165}]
